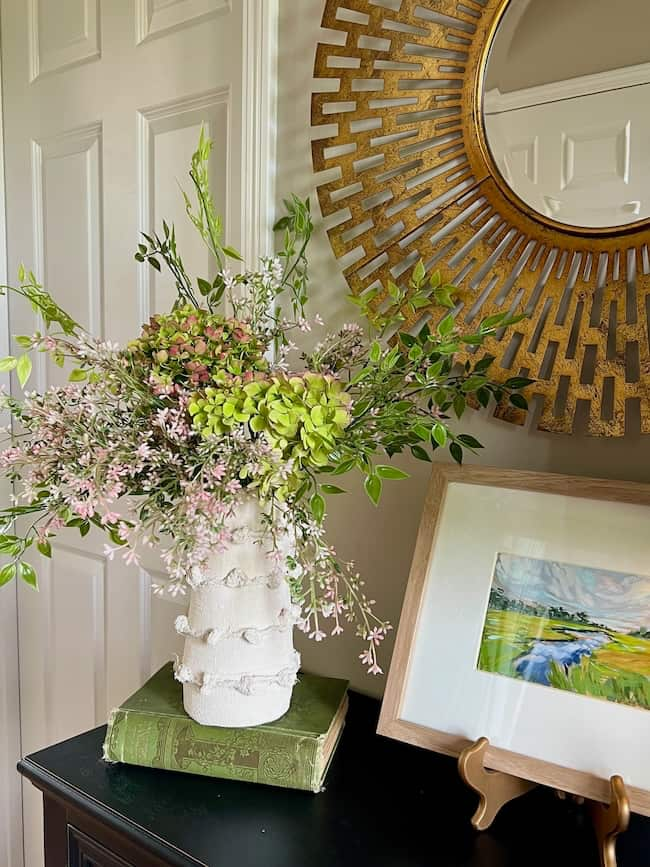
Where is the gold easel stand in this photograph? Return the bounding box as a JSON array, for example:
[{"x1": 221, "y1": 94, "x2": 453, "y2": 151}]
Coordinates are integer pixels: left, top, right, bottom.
[{"x1": 458, "y1": 737, "x2": 630, "y2": 867}]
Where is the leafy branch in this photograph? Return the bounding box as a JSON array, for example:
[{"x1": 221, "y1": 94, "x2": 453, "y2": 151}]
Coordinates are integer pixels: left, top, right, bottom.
[
  {"x1": 273, "y1": 194, "x2": 314, "y2": 319},
  {"x1": 181, "y1": 126, "x2": 242, "y2": 270}
]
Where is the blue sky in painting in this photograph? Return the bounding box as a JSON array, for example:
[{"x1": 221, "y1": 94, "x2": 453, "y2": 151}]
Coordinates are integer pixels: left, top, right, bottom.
[{"x1": 493, "y1": 553, "x2": 650, "y2": 632}]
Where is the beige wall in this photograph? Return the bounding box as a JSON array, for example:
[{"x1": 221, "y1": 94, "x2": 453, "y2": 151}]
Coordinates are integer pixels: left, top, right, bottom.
[
  {"x1": 277, "y1": 0, "x2": 650, "y2": 698},
  {"x1": 487, "y1": 0, "x2": 650, "y2": 93}
]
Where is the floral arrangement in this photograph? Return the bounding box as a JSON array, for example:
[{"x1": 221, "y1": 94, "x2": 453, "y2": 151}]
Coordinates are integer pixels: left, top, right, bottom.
[{"x1": 0, "y1": 132, "x2": 529, "y2": 673}]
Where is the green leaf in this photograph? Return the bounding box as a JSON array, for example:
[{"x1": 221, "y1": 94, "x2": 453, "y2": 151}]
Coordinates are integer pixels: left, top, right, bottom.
[
  {"x1": 437, "y1": 313, "x2": 455, "y2": 337},
  {"x1": 197, "y1": 277, "x2": 212, "y2": 296},
  {"x1": 412, "y1": 259, "x2": 426, "y2": 287},
  {"x1": 453, "y1": 394, "x2": 466, "y2": 418},
  {"x1": 16, "y1": 354, "x2": 32, "y2": 388},
  {"x1": 364, "y1": 474, "x2": 382, "y2": 506},
  {"x1": 411, "y1": 445, "x2": 431, "y2": 462},
  {"x1": 19, "y1": 561, "x2": 38, "y2": 589},
  {"x1": 369, "y1": 341, "x2": 382, "y2": 363},
  {"x1": 382, "y1": 345, "x2": 400, "y2": 370},
  {"x1": 433, "y1": 287, "x2": 455, "y2": 308},
  {"x1": 474, "y1": 356, "x2": 495, "y2": 373},
  {"x1": 69, "y1": 368, "x2": 87, "y2": 382},
  {"x1": 480, "y1": 312, "x2": 507, "y2": 330},
  {"x1": 14, "y1": 335, "x2": 33, "y2": 348},
  {"x1": 432, "y1": 423, "x2": 448, "y2": 447},
  {"x1": 457, "y1": 434, "x2": 483, "y2": 449},
  {"x1": 310, "y1": 493, "x2": 325, "y2": 523},
  {"x1": 0, "y1": 562, "x2": 16, "y2": 586},
  {"x1": 37, "y1": 539, "x2": 52, "y2": 558},
  {"x1": 332, "y1": 459, "x2": 356, "y2": 475},
  {"x1": 79, "y1": 522, "x2": 90, "y2": 537},
  {"x1": 426, "y1": 360, "x2": 444, "y2": 380},
  {"x1": 148, "y1": 257, "x2": 161, "y2": 272},
  {"x1": 108, "y1": 529, "x2": 126, "y2": 547},
  {"x1": 505, "y1": 376, "x2": 535, "y2": 389},
  {"x1": 0, "y1": 356, "x2": 17, "y2": 372},
  {"x1": 321, "y1": 484, "x2": 346, "y2": 495},
  {"x1": 450, "y1": 442, "x2": 464, "y2": 465},
  {"x1": 510, "y1": 393, "x2": 529, "y2": 410},
  {"x1": 376, "y1": 465, "x2": 410, "y2": 481},
  {"x1": 222, "y1": 245, "x2": 244, "y2": 262},
  {"x1": 500, "y1": 313, "x2": 527, "y2": 327}
]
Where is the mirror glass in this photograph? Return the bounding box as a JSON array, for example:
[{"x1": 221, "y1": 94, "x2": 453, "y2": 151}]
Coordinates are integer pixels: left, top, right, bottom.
[{"x1": 483, "y1": 0, "x2": 650, "y2": 229}]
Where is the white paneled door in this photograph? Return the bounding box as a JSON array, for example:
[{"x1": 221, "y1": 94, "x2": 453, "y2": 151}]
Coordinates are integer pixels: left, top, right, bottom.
[
  {"x1": 484, "y1": 80, "x2": 650, "y2": 228},
  {"x1": 0, "y1": 2, "x2": 277, "y2": 865}
]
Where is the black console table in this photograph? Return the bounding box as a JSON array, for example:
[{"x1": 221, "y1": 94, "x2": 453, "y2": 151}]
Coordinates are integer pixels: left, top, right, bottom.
[{"x1": 18, "y1": 692, "x2": 650, "y2": 867}]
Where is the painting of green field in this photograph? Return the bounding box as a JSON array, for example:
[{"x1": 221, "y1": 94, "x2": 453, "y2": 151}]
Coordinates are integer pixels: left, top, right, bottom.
[{"x1": 477, "y1": 553, "x2": 650, "y2": 710}]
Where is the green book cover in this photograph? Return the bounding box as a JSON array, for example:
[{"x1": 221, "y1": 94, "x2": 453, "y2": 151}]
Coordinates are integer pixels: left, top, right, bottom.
[{"x1": 103, "y1": 664, "x2": 348, "y2": 793}]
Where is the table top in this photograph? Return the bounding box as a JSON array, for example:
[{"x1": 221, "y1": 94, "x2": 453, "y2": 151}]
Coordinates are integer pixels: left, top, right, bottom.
[{"x1": 18, "y1": 692, "x2": 650, "y2": 867}]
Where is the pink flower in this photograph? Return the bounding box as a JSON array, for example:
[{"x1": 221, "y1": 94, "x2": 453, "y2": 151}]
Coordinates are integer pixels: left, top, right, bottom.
[
  {"x1": 0, "y1": 447, "x2": 23, "y2": 467},
  {"x1": 136, "y1": 443, "x2": 152, "y2": 460},
  {"x1": 309, "y1": 630, "x2": 326, "y2": 642},
  {"x1": 122, "y1": 548, "x2": 140, "y2": 566},
  {"x1": 225, "y1": 479, "x2": 241, "y2": 494},
  {"x1": 72, "y1": 501, "x2": 95, "y2": 519},
  {"x1": 211, "y1": 462, "x2": 226, "y2": 480}
]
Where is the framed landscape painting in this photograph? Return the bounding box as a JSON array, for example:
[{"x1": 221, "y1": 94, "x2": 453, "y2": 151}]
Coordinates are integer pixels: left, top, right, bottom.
[
  {"x1": 479, "y1": 552, "x2": 650, "y2": 711},
  {"x1": 378, "y1": 466, "x2": 650, "y2": 816}
]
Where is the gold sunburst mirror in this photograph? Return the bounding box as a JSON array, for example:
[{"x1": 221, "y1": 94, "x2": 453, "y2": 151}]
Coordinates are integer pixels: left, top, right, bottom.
[{"x1": 312, "y1": 0, "x2": 650, "y2": 436}]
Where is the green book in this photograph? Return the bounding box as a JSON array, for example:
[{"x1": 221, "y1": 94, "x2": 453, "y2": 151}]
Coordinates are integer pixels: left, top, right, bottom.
[{"x1": 103, "y1": 663, "x2": 348, "y2": 793}]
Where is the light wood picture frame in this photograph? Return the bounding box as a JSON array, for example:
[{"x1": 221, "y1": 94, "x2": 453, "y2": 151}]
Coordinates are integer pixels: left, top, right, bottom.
[{"x1": 378, "y1": 465, "x2": 650, "y2": 815}]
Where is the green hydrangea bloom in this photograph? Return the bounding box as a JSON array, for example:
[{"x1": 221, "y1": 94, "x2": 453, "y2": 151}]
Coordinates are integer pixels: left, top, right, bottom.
[{"x1": 188, "y1": 372, "x2": 352, "y2": 479}]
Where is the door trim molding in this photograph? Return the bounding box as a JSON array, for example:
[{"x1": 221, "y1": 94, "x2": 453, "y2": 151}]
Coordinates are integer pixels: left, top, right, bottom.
[
  {"x1": 0, "y1": 16, "x2": 24, "y2": 863},
  {"x1": 0, "y1": 585, "x2": 23, "y2": 867},
  {"x1": 240, "y1": 0, "x2": 278, "y2": 265},
  {"x1": 484, "y1": 60, "x2": 650, "y2": 115}
]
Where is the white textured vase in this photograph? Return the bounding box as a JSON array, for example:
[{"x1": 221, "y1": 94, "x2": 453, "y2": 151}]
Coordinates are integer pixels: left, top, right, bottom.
[{"x1": 173, "y1": 499, "x2": 300, "y2": 727}]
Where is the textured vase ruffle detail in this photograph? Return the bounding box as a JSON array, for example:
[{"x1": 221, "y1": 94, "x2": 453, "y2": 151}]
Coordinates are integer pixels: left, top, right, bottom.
[
  {"x1": 177, "y1": 498, "x2": 299, "y2": 727},
  {"x1": 174, "y1": 651, "x2": 300, "y2": 696},
  {"x1": 174, "y1": 604, "x2": 301, "y2": 646},
  {"x1": 187, "y1": 566, "x2": 284, "y2": 591}
]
